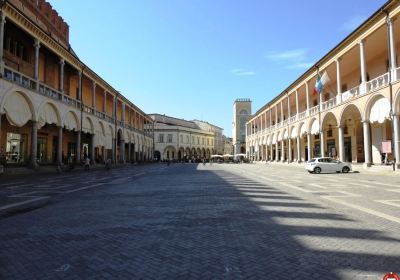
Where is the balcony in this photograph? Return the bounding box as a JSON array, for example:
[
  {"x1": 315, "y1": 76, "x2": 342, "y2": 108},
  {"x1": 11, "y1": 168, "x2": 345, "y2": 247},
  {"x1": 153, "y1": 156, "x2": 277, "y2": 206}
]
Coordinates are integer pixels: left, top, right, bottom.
[
  {"x1": 4, "y1": 66, "x2": 36, "y2": 90},
  {"x1": 341, "y1": 86, "x2": 359, "y2": 102},
  {"x1": 309, "y1": 105, "x2": 319, "y2": 116},
  {"x1": 321, "y1": 97, "x2": 337, "y2": 111},
  {"x1": 366, "y1": 72, "x2": 389, "y2": 92}
]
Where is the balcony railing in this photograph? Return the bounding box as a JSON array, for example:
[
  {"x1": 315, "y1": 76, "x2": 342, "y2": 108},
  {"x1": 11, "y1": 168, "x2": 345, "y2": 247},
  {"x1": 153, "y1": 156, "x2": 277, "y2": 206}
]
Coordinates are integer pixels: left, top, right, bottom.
[
  {"x1": 366, "y1": 72, "x2": 389, "y2": 92},
  {"x1": 309, "y1": 105, "x2": 319, "y2": 116},
  {"x1": 321, "y1": 97, "x2": 337, "y2": 111},
  {"x1": 289, "y1": 115, "x2": 296, "y2": 123},
  {"x1": 341, "y1": 86, "x2": 359, "y2": 102},
  {"x1": 4, "y1": 66, "x2": 36, "y2": 90},
  {"x1": 298, "y1": 111, "x2": 307, "y2": 121}
]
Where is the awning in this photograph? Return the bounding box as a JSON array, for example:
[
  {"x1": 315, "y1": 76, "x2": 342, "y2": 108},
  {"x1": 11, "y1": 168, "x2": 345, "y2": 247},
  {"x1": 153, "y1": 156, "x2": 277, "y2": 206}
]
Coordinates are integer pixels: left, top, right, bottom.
[
  {"x1": 271, "y1": 134, "x2": 277, "y2": 145},
  {"x1": 4, "y1": 92, "x2": 32, "y2": 127},
  {"x1": 283, "y1": 130, "x2": 288, "y2": 140},
  {"x1": 300, "y1": 124, "x2": 307, "y2": 135},
  {"x1": 310, "y1": 120, "x2": 320, "y2": 135},
  {"x1": 38, "y1": 103, "x2": 59, "y2": 129},
  {"x1": 290, "y1": 128, "x2": 297, "y2": 139},
  {"x1": 82, "y1": 117, "x2": 94, "y2": 134},
  {"x1": 370, "y1": 98, "x2": 390, "y2": 124},
  {"x1": 64, "y1": 111, "x2": 79, "y2": 131}
]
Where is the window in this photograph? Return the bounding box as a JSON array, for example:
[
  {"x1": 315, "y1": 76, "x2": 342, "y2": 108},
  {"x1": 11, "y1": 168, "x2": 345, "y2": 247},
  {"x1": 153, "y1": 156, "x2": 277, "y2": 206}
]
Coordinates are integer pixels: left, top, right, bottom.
[
  {"x1": 167, "y1": 134, "x2": 173, "y2": 143},
  {"x1": 158, "y1": 134, "x2": 164, "y2": 143},
  {"x1": 197, "y1": 137, "x2": 200, "y2": 144},
  {"x1": 186, "y1": 136, "x2": 189, "y2": 143},
  {"x1": 180, "y1": 135, "x2": 183, "y2": 143}
]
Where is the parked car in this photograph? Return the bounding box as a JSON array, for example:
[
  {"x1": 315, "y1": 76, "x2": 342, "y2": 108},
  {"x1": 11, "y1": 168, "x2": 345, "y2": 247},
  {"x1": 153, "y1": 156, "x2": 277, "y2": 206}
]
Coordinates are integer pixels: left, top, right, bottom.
[{"x1": 305, "y1": 157, "x2": 351, "y2": 174}]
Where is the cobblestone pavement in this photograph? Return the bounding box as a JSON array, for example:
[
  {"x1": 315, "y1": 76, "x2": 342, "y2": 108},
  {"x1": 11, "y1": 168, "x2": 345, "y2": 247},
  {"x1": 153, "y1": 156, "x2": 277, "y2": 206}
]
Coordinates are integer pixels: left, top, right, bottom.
[{"x1": 0, "y1": 163, "x2": 399, "y2": 279}]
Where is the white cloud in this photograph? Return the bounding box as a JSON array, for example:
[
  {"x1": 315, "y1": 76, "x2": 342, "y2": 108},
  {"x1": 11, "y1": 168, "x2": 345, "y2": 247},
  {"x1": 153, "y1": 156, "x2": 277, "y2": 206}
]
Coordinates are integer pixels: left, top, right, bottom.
[
  {"x1": 230, "y1": 68, "x2": 255, "y2": 76},
  {"x1": 341, "y1": 15, "x2": 367, "y2": 32},
  {"x1": 264, "y1": 49, "x2": 314, "y2": 70}
]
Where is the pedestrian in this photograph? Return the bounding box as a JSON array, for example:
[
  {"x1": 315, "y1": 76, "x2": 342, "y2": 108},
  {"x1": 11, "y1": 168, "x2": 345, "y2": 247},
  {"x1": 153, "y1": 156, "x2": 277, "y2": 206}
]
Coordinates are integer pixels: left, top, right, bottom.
[{"x1": 84, "y1": 157, "x2": 90, "y2": 170}]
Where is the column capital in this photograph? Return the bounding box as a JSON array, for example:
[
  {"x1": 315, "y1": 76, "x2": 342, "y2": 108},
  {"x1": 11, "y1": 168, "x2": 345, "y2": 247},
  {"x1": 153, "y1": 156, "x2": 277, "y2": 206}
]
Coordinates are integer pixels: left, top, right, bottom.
[
  {"x1": 359, "y1": 38, "x2": 366, "y2": 45},
  {"x1": 335, "y1": 57, "x2": 342, "y2": 63},
  {"x1": 34, "y1": 39, "x2": 40, "y2": 49},
  {"x1": 361, "y1": 120, "x2": 370, "y2": 124},
  {"x1": 386, "y1": 16, "x2": 393, "y2": 25},
  {"x1": 0, "y1": 10, "x2": 6, "y2": 22},
  {"x1": 78, "y1": 70, "x2": 82, "y2": 77},
  {"x1": 92, "y1": 80, "x2": 96, "y2": 88},
  {"x1": 59, "y1": 58, "x2": 65, "y2": 66}
]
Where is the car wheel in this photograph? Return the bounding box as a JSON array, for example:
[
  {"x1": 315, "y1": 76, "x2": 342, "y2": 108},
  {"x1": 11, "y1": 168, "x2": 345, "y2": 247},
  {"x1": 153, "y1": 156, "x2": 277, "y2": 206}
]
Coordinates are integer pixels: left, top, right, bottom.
[
  {"x1": 342, "y1": 166, "x2": 350, "y2": 173},
  {"x1": 314, "y1": 167, "x2": 321, "y2": 174}
]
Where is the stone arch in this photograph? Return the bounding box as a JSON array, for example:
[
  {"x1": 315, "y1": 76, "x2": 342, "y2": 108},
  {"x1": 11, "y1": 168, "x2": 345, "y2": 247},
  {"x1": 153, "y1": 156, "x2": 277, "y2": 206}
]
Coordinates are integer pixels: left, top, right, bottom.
[
  {"x1": 361, "y1": 93, "x2": 387, "y2": 121},
  {"x1": 298, "y1": 122, "x2": 307, "y2": 136},
  {"x1": 2, "y1": 91, "x2": 35, "y2": 127},
  {"x1": 37, "y1": 101, "x2": 61, "y2": 129},
  {"x1": 63, "y1": 111, "x2": 80, "y2": 131},
  {"x1": 163, "y1": 145, "x2": 176, "y2": 160},
  {"x1": 307, "y1": 117, "x2": 319, "y2": 135},
  {"x1": 339, "y1": 104, "x2": 362, "y2": 127},
  {"x1": 321, "y1": 112, "x2": 338, "y2": 128}
]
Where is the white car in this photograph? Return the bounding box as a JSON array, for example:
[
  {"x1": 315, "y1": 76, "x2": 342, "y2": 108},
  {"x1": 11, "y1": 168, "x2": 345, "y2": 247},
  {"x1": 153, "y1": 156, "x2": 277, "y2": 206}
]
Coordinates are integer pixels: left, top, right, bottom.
[{"x1": 305, "y1": 157, "x2": 351, "y2": 174}]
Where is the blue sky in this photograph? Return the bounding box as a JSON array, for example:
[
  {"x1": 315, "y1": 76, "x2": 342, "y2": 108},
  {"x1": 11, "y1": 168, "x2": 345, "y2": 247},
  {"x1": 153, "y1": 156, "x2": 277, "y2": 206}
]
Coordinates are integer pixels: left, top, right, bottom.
[{"x1": 52, "y1": 0, "x2": 387, "y2": 137}]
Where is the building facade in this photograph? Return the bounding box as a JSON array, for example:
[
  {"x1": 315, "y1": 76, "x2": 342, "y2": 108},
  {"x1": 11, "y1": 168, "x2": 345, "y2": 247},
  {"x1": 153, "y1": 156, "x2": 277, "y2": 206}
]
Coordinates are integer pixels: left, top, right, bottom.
[
  {"x1": 246, "y1": 0, "x2": 400, "y2": 169},
  {"x1": 0, "y1": 0, "x2": 154, "y2": 167},
  {"x1": 222, "y1": 135, "x2": 233, "y2": 155},
  {"x1": 233, "y1": 99, "x2": 251, "y2": 155},
  {"x1": 150, "y1": 114, "x2": 223, "y2": 161}
]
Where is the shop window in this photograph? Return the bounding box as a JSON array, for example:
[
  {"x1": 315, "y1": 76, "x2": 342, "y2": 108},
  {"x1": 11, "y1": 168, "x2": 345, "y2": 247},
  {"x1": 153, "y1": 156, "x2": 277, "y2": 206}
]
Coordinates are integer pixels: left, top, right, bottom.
[
  {"x1": 6, "y1": 132, "x2": 27, "y2": 164},
  {"x1": 67, "y1": 142, "x2": 76, "y2": 161},
  {"x1": 37, "y1": 136, "x2": 48, "y2": 163}
]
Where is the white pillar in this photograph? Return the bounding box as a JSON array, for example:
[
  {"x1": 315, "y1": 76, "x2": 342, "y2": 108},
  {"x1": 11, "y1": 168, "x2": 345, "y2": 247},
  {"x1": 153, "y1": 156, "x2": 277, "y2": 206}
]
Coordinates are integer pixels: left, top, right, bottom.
[
  {"x1": 121, "y1": 139, "x2": 125, "y2": 163},
  {"x1": 275, "y1": 105, "x2": 278, "y2": 124},
  {"x1": 363, "y1": 121, "x2": 371, "y2": 167},
  {"x1": 287, "y1": 94, "x2": 291, "y2": 120},
  {"x1": 57, "y1": 126, "x2": 63, "y2": 164},
  {"x1": 112, "y1": 138, "x2": 116, "y2": 163},
  {"x1": 288, "y1": 138, "x2": 292, "y2": 162},
  {"x1": 281, "y1": 140, "x2": 285, "y2": 161},
  {"x1": 295, "y1": 90, "x2": 299, "y2": 116},
  {"x1": 269, "y1": 143, "x2": 273, "y2": 161},
  {"x1": 388, "y1": 18, "x2": 397, "y2": 81},
  {"x1": 31, "y1": 121, "x2": 38, "y2": 167},
  {"x1": 0, "y1": 11, "x2": 6, "y2": 74},
  {"x1": 275, "y1": 141, "x2": 279, "y2": 161},
  {"x1": 92, "y1": 81, "x2": 96, "y2": 108},
  {"x1": 76, "y1": 131, "x2": 81, "y2": 163},
  {"x1": 338, "y1": 126, "x2": 345, "y2": 162},
  {"x1": 280, "y1": 101, "x2": 284, "y2": 122},
  {"x1": 34, "y1": 39, "x2": 40, "y2": 91},
  {"x1": 336, "y1": 58, "x2": 342, "y2": 104},
  {"x1": 122, "y1": 103, "x2": 126, "y2": 124},
  {"x1": 269, "y1": 108, "x2": 272, "y2": 127},
  {"x1": 91, "y1": 134, "x2": 95, "y2": 164},
  {"x1": 78, "y1": 71, "x2": 82, "y2": 101},
  {"x1": 359, "y1": 39, "x2": 367, "y2": 94},
  {"x1": 307, "y1": 133, "x2": 312, "y2": 160},
  {"x1": 393, "y1": 115, "x2": 400, "y2": 169},
  {"x1": 306, "y1": 82, "x2": 310, "y2": 114},
  {"x1": 296, "y1": 136, "x2": 301, "y2": 163},
  {"x1": 320, "y1": 131, "x2": 325, "y2": 157}
]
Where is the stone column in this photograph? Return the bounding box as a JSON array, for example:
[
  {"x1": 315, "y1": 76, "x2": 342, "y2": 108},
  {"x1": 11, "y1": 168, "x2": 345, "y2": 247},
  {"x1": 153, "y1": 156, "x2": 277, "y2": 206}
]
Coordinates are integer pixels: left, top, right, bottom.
[
  {"x1": 128, "y1": 142, "x2": 131, "y2": 162},
  {"x1": 103, "y1": 91, "x2": 107, "y2": 113},
  {"x1": 275, "y1": 141, "x2": 279, "y2": 161},
  {"x1": 92, "y1": 81, "x2": 96, "y2": 109},
  {"x1": 57, "y1": 126, "x2": 63, "y2": 164},
  {"x1": 31, "y1": 121, "x2": 38, "y2": 167},
  {"x1": 338, "y1": 126, "x2": 345, "y2": 162},
  {"x1": 269, "y1": 109, "x2": 272, "y2": 127},
  {"x1": 305, "y1": 82, "x2": 310, "y2": 114},
  {"x1": 359, "y1": 39, "x2": 367, "y2": 94},
  {"x1": 34, "y1": 39, "x2": 40, "y2": 91},
  {"x1": 78, "y1": 71, "x2": 82, "y2": 100},
  {"x1": 275, "y1": 105, "x2": 278, "y2": 124},
  {"x1": 288, "y1": 138, "x2": 292, "y2": 162},
  {"x1": 269, "y1": 143, "x2": 273, "y2": 161},
  {"x1": 295, "y1": 90, "x2": 299, "y2": 116},
  {"x1": 320, "y1": 131, "x2": 325, "y2": 157},
  {"x1": 281, "y1": 140, "x2": 285, "y2": 161},
  {"x1": 388, "y1": 18, "x2": 397, "y2": 81},
  {"x1": 307, "y1": 133, "x2": 312, "y2": 160},
  {"x1": 122, "y1": 103, "x2": 126, "y2": 124},
  {"x1": 59, "y1": 58, "x2": 65, "y2": 93},
  {"x1": 280, "y1": 101, "x2": 284, "y2": 123},
  {"x1": 393, "y1": 115, "x2": 400, "y2": 169},
  {"x1": 334, "y1": 58, "x2": 341, "y2": 104},
  {"x1": 121, "y1": 139, "x2": 125, "y2": 163},
  {"x1": 0, "y1": 11, "x2": 6, "y2": 74},
  {"x1": 112, "y1": 138, "x2": 116, "y2": 163},
  {"x1": 296, "y1": 136, "x2": 301, "y2": 163},
  {"x1": 76, "y1": 131, "x2": 81, "y2": 163},
  {"x1": 363, "y1": 121, "x2": 371, "y2": 167},
  {"x1": 91, "y1": 134, "x2": 95, "y2": 164},
  {"x1": 287, "y1": 94, "x2": 291, "y2": 120}
]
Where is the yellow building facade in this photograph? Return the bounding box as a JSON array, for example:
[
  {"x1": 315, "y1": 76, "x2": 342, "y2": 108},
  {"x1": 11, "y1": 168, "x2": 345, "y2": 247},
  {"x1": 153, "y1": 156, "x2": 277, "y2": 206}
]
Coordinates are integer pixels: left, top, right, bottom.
[
  {"x1": 0, "y1": 0, "x2": 154, "y2": 167},
  {"x1": 246, "y1": 0, "x2": 400, "y2": 169}
]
